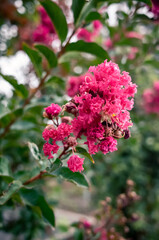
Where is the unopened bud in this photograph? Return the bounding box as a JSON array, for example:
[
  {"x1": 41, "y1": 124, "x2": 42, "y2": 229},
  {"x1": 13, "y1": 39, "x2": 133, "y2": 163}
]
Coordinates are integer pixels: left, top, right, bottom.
[
  {"x1": 61, "y1": 116, "x2": 72, "y2": 124},
  {"x1": 123, "y1": 129, "x2": 131, "y2": 139},
  {"x1": 127, "y1": 179, "x2": 134, "y2": 187},
  {"x1": 65, "y1": 102, "x2": 78, "y2": 116},
  {"x1": 43, "y1": 111, "x2": 49, "y2": 118},
  {"x1": 131, "y1": 213, "x2": 139, "y2": 221}
]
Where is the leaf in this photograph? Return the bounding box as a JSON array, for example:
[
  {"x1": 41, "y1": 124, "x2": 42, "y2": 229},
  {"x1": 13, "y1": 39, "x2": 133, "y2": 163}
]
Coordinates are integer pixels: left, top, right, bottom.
[
  {"x1": 71, "y1": 0, "x2": 85, "y2": 24},
  {"x1": 52, "y1": 167, "x2": 89, "y2": 188},
  {"x1": 49, "y1": 158, "x2": 62, "y2": 172},
  {"x1": 0, "y1": 107, "x2": 23, "y2": 128},
  {"x1": 28, "y1": 142, "x2": 42, "y2": 161},
  {"x1": 23, "y1": 43, "x2": 42, "y2": 77},
  {"x1": 0, "y1": 73, "x2": 28, "y2": 98},
  {"x1": 35, "y1": 44, "x2": 57, "y2": 68},
  {"x1": 85, "y1": 11, "x2": 101, "y2": 22},
  {"x1": 76, "y1": 0, "x2": 96, "y2": 27},
  {"x1": 76, "y1": 147, "x2": 95, "y2": 164},
  {"x1": 40, "y1": 0, "x2": 68, "y2": 43},
  {"x1": 20, "y1": 188, "x2": 55, "y2": 227},
  {"x1": 116, "y1": 38, "x2": 142, "y2": 47},
  {"x1": 0, "y1": 157, "x2": 10, "y2": 176},
  {"x1": 0, "y1": 180, "x2": 22, "y2": 205},
  {"x1": 66, "y1": 40, "x2": 110, "y2": 60},
  {"x1": 45, "y1": 76, "x2": 65, "y2": 89}
]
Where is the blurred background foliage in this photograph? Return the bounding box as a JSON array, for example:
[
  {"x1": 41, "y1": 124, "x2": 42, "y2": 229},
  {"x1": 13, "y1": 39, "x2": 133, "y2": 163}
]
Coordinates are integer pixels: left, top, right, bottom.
[{"x1": 0, "y1": 0, "x2": 159, "y2": 239}]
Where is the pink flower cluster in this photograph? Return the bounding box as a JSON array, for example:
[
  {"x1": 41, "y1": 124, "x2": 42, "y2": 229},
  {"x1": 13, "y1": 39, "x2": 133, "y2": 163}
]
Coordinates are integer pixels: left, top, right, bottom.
[
  {"x1": 143, "y1": 81, "x2": 159, "y2": 113},
  {"x1": 32, "y1": 6, "x2": 57, "y2": 45},
  {"x1": 77, "y1": 20, "x2": 102, "y2": 42},
  {"x1": 42, "y1": 60, "x2": 137, "y2": 172},
  {"x1": 71, "y1": 60, "x2": 137, "y2": 155}
]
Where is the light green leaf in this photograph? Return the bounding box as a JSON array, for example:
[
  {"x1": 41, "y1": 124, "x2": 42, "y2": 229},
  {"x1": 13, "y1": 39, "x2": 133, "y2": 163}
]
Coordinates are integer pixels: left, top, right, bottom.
[
  {"x1": 40, "y1": 0, "x2": 68, "y2": 43},
  {"x1": 23, "y1": 43, "x2": 42, "y2": 77},
  {"x1": 66, "y1": 40, "x2": 110, "y2": 60},
  {"x1": 20, "y1": 188, "x2": 55, "y2": 227},
  {"x1": 0, "y1": 157, "x2": 10, "y2": 176},
  {"x1": 0, "y1": 73, "x2": 28, "y2": 98},
  {"x1": 28, "y1": 142, "x2": 42, "y2": 161},
  {"x1": 0, "y1": 180, "x2": 22, "y2": 205},
  {"x1": 52, "y1": 167, "x2": 89, "y2": 188},
  {"x1": 35, "y1": 44, "x2": 57, "y2": 68},
  {"x1": 45, "y1": 76, "x2": 65, "y2": 89},
  {"x1": 76, "y1": 147, "x2": 95, "y2": 164}
]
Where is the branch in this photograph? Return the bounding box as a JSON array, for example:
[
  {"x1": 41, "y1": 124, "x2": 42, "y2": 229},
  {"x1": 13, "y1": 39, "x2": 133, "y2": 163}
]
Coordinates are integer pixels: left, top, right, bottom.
[{"x1": 23, "y1": 170, "x2": 47, "y2": 185}]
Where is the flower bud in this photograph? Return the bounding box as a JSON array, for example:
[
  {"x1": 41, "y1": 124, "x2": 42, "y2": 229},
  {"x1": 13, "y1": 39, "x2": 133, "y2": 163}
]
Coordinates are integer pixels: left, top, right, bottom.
[
  {"x1": 61, "y1": 116, "x2": 72, "y2": 124},
  {"x1": 65, "y1": 102, "x2": 78, "y2": 116}
]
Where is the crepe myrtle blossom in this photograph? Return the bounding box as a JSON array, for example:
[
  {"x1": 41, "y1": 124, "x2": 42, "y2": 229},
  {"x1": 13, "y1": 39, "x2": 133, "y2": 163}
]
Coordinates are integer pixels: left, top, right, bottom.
[
  {"x1": 143, "y1": 81, "x2": 159, "y2": 113},
  {"x1": 77, "y1": 20, "x2": 102, "y2": 42},
  {"x1": 32, "y1": 6, "x2": 57, "y2": 45},
  {"x1": 42, "y1": 60, "x2": 137, "y2": 172}
]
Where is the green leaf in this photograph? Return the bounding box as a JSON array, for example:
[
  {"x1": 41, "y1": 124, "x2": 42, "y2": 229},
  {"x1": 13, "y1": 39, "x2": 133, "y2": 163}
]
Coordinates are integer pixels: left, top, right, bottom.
[
  {"x1": 0, "y1": 180, "x2": 22, "y2": 205},
  {"x1": 20, "y1": 188, "x2": 55, "y2": 227},
  {"x1": 76, "y1": 147, "x2": 95, "y2": 164},
  {"x1": 76, "y1": 0, "x2": 96, "y2": 27},
  {"x1": 0, "y1": 157, "x2": 10, "y2": 176},
  {"x1": 0, "y1": 107, "x2": 23, "y2": 128},
  {"x1": 71, "y1": 0, "x2": 85, "y2": 24},
  {"x1": 49, "y1": 158, "x2": 62, "y2": 172},
  {"x1": 35, "y1": 44, "x2": 57, "y2": 68},
  {"x1": 28, "y1": 142, "x2": 42, "y2": 161},
  {"x1": 45, "y1": 76, "x2": 65, "y2": 89},
  {"x1": 66, "y1": 40, "x2": 110, "y2": 60},
  {"x1": 85, "y1": 11, "x2": 101, "y2": 22},
  {"x1": 40, "y1": 0, "x2": 68, "y2": 43},
  {"x1": 52, "y1": 167, "x2": 89, "y2": 188},
  {"x1": 0, "y1": 73, "x2": 28, "y2": 98},
  {"x1": 23, "y1": 43, "x2": 42, "y2": 77},
  {"x1": 116, "y1": 38, "x2": 142, "y2": 47}
]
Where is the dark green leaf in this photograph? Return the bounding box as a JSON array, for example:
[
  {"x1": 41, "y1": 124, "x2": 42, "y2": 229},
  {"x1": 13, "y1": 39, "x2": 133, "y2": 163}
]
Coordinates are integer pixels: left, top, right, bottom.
[
  {"x1": 35, "y1": 44, "x2": 57, "y2": 68},
  {"x1": 76, "y1": 147, "x2": 95, "y2": 164},
  {"x1": 85, "y1": 11, "x2": 101, "y2": 22},
  {"x1": 23, "y1": 43, "x2": 42, "y2": 77},
  {"x1": 40, "y1": 0, "x2": 68, "y2": 43},
  {"x1": 66, "y1": 40, "x2": 110, "y2": 60},
  {"x1": 0, "y1": 73, "x2": 28, "y2": 98},
  {"x1": 0, "y1": 180, "x2": 22, "y2": 205},
  {"x1": 28, "y1": 142, "x2": 42, "y2": 161},
  {"x1": 20, "y1": 188, "x2": 55, "y2": 227},
  {"x1": 52, "y1": 167, "x2": 89, "y2": 188},
  {"x1": 71, "y1": 0, "x2": 85, "y2": 24}
]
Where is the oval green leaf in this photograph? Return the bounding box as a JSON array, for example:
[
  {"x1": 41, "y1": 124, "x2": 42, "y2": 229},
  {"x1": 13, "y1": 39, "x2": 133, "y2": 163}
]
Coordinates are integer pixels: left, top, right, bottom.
[{"x1": 40, "y1": 0, "x2": 68, "y2": 43}]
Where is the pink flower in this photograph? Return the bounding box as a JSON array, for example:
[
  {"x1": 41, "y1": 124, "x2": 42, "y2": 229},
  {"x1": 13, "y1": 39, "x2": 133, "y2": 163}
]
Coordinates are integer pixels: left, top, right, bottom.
[
  {"x1": 67, "y1": 155, "x2": 84, "y2": 172},
  {"x1": 143, "y1": 81, "x2": 159, "y2": 113},
  {"x1": 125, "y1": 31, "x2": 143, "y2": 40},
  {"x1": 77, "y1": 28, "x2": 92, "y2": 42},
  {"x1": 43, "y1": 142, "x2": 59, "y2": 159},
  {"x1": 98, "y1": 137, "x2": 117, "y2": 154},
  {"x1": 32, "y1": 25, "x2": 51, "y2": 44},
  {"x1": 45, "y1": 103, "x2": 61, "y2": 119},
  {"x1": 93, "y1": 20, "x2": 102, "y2": 31},
  {"x1": 57, "y1": 123, "x2": 73, "y2": 140},
  {"x1": 151, "y1": 0, "x2": 159, "y2": 14},
  {"x1": 38, "y1": 6, "x2": 55, "y2": 33},
  {"x1": 67, "y1": 76, "x2": 83, "y2": 97},
  {"x1": 104, "y1": 38, "x2": 113, "y2": 49}
]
